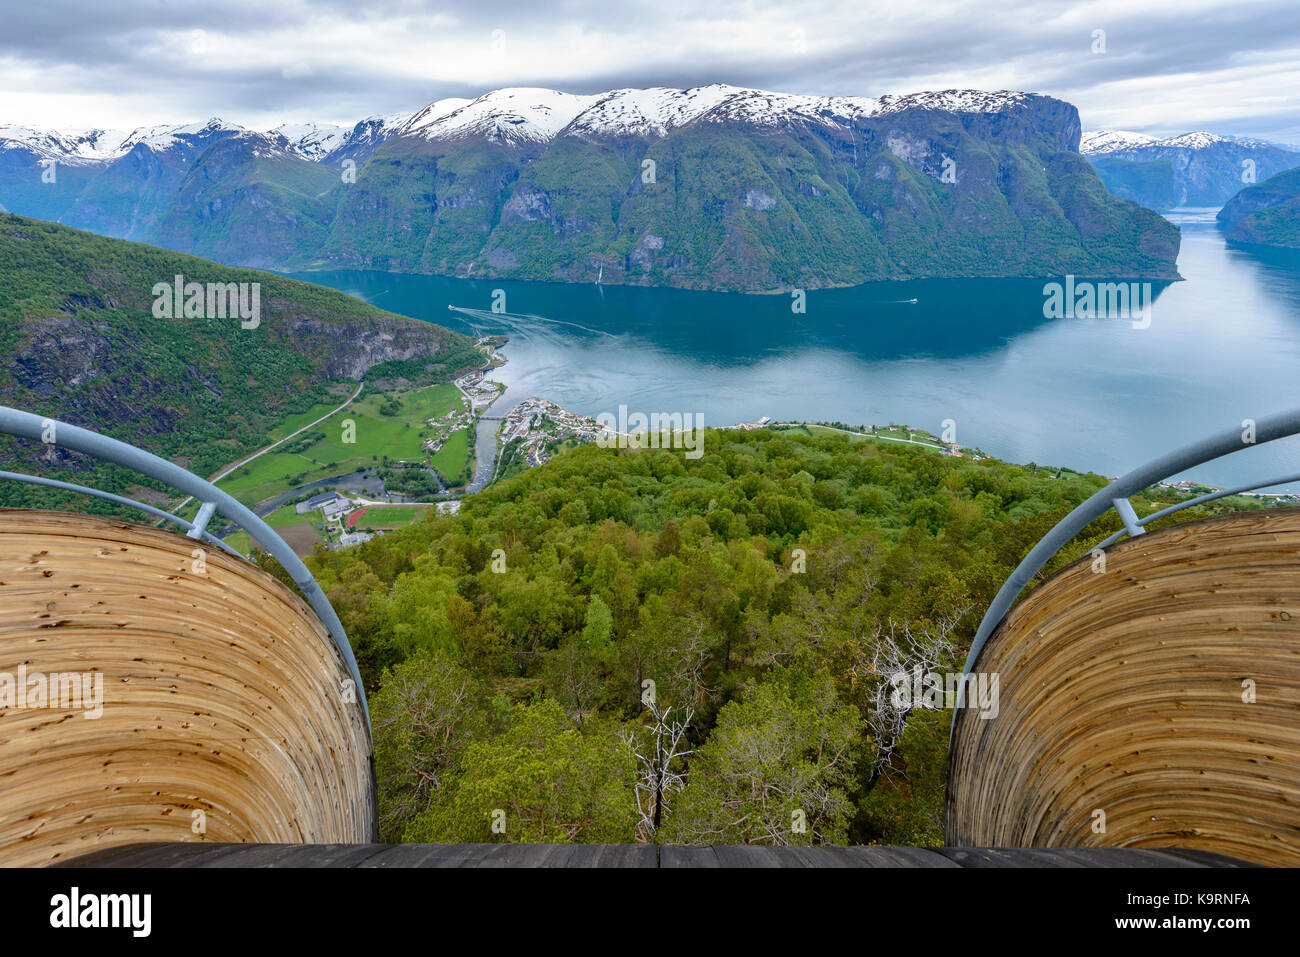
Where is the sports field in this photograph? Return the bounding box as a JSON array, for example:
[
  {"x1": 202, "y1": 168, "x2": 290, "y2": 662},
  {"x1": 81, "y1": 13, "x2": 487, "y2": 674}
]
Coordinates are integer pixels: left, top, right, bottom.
[{"x1": 346, "y1": 504, "x2": 430, "y2": 529}]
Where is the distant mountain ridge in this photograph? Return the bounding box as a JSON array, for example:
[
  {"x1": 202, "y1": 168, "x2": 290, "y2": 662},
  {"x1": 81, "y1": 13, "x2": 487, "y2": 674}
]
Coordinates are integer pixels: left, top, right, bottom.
[
  {"x1": 2, "y1": 87, "x2": 1045, "y2": 162},
  {"x1": 1, "y1": 84, "x2": 1180, "y2": 290},
  {"x1": 1080, "y1": 129, "x2": 1300, "y2": 210}
]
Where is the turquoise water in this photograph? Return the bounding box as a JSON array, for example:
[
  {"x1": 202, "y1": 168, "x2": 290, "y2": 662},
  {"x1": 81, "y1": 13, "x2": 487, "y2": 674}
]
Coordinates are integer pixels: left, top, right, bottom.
[{"x1": 289, "y1": 210, "x2": 1300, "y2": 488}]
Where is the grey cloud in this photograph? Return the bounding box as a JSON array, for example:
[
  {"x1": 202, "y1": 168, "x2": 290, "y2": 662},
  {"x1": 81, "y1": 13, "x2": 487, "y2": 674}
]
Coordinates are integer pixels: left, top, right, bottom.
[{"x1": 3, "y1": 0, "x2": 1297, "y2": 140}]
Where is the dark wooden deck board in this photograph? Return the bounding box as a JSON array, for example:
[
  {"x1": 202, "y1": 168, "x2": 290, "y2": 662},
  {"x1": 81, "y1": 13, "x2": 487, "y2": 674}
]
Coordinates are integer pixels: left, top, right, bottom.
[
  {"x1": 54, "y1": 842, "x2": 1255, "y2": 868},
  {"x1": 659, "y1": 846, "x2": 720, "y2": 868}
]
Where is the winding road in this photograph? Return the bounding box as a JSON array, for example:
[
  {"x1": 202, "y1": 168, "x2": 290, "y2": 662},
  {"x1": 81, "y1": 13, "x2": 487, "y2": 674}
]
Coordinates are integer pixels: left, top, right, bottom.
[{"x1": 173, "y1": 381, "x2": 365, "y2": 514}]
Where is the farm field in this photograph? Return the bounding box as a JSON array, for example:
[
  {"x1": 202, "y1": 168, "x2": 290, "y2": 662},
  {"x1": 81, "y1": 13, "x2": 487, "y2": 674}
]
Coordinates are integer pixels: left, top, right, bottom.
[
  {"x1": 220, "y1": 503, "x2": 325, "y2": 556},
  {"x1": 263, "y1": 391, "x2": 353, "y2": 443},
  {"x1": 429, "y1": 427, "x2": 472, "y2": 484},
  {"x1": 214, "y1": 383, "x2": 466, "y2": 506}
]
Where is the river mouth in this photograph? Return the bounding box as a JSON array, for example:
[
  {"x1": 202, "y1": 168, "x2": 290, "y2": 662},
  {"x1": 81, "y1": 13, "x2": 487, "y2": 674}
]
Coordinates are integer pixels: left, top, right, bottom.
[{"x1": 287, "y1": 223, "x2": 1300, "y2": 491}]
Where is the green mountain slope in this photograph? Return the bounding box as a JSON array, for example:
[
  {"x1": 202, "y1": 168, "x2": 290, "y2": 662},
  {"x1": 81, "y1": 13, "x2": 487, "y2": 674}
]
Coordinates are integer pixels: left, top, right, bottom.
[
  {"x1": 154, "y1": 138, "x2": 341, "y2": 269},
  {"x1": 309, "y1": 104, "x2": 1179, "y2": 289},
  {"x1": 0, "y1": 214, "x2": 478, "y2": 507},
  {"x1": 0, "y1": 92, "x2": 1182, "y2": 290},
  {"x1": 1218, "y1": 167, "x2": 1300, "y2": 248}
]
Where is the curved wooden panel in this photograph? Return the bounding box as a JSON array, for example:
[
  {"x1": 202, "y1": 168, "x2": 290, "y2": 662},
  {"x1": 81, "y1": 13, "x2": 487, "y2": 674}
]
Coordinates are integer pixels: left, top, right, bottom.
[
  {"x1": 947, "y1": 507, "x2": 1300, "y2": 867},
  {"x1": 0, "y1": 509, "x2": 374, "y2": 866}
]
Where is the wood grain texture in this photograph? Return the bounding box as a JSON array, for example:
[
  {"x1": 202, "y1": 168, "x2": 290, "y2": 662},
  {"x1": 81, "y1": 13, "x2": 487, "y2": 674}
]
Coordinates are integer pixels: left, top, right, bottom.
[
  {"x1": 947, "y1": 507, "x2": 1300, "y2": 867},
  {"x1": 0, "y1": 509, "x2": 375, "y2": 866}
]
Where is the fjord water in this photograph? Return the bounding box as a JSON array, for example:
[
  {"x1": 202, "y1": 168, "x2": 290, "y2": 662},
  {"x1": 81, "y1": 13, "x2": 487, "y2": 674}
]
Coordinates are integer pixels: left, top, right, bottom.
[{"x1": 290, "y1": 210, "x2": 1300, "y2": 488}]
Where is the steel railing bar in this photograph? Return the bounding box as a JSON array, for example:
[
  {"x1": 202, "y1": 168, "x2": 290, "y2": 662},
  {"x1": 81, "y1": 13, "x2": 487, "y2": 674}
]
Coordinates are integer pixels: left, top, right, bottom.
[{"x1": 0, "y1": 406, "x2": 370, "y2": 734}]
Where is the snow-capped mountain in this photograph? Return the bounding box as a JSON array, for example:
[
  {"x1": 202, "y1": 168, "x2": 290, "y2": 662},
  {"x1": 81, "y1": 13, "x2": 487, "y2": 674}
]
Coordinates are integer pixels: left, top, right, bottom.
[
  {"x1": 0, "y1": 84, "x2": 1180, "y2": 291},
  {"x1": 1080, "y1": 130, "x2": 1261, "y2": 154},
  {"x1": 272, "y1": 122, "x2": 346, "y2": 160},
  {"x1": 0, "y1": 117, "x2": 246, "y2": 165},
  {"x1": 396, "y1": 90, "x2": 592, "y2": 144},
  {"x1": 3, "y1": 85, "x2": 1046, "y2": 166},
  {"x1": 0, "y1": 125, "x2": 132, "y2": 163},
  {"x1": 392, "y1": 85, "x2": 1037, "y2": 145},
  {"x1": 1081, "y1": 128, "x2": 1300, "y2": 208},
  {"x1": 1079, "y1": 130, "x2": 1160, "y2": 154},
  {"x1": 118, "y1": 118, "x2": 246, "y2": 154}
]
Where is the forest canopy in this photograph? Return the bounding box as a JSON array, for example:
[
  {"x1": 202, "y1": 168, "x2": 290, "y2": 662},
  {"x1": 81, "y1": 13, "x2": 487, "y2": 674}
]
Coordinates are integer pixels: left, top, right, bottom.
[{"x1": 306, "y1": 426, "x2": 1243, "y2": 846}]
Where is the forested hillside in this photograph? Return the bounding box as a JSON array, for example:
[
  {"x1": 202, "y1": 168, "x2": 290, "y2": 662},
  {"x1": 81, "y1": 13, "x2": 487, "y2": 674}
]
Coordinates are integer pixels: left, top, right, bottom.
[
  {"x1": 0, "y1": 215, "x2": 479, "y2": 508},
  {"x1": 1218, "y1": 167, "x2": 1300, "y2": 249},
  {"x1": 307, "y1": 427, "x2": 1242, "y2": 845}
]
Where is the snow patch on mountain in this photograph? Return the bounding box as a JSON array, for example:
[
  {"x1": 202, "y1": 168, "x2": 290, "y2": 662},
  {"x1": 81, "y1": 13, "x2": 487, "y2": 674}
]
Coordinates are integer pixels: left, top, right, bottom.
[
  {"x1": 0, "y1": 125, "x2": 131, "y2": 163},
  {"x1": 563, "y1": 86, "x2": 735, "y2": 138},
  {"x1": 274, "y1": 122, "x2": 346, "y2": 160},
  {"x1": 398, "y1": 90, "x2": 592, "y2": 144},
  {"x1": 1081, "y1": 129, "x2": 1282, "y2": 155},
  {"x1": 875, "y1": 89, "x2": 1030, "y2": 115},
  {"x1": 1079, "y1": 131, "x2": 1160, "y2": 154}
]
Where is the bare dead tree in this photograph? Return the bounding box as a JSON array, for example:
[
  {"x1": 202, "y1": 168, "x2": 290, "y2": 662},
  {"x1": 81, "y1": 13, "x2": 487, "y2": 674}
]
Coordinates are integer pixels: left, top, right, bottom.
[
  {"x1": 624, "y1": 700, "x2": 694, "y2": 842},
  {"x1": 852, "y1": 608, "x2": 968, "y2": 785}
]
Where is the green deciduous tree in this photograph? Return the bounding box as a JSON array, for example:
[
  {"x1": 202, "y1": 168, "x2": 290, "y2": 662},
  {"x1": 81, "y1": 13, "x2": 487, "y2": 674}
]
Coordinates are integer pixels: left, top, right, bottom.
[
  {"x1": 404, "y1": 699, "x2": 637, "y2": 844},
  {"x1": 663, "y1": 664, "x2": 863, "y2": 845}
]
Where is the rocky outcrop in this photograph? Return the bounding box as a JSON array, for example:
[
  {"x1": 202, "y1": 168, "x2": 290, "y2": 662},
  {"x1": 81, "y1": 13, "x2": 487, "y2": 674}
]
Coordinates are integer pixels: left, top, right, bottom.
[{"x1": 281, "y1": 313, "x2": 464, "y2": 380}]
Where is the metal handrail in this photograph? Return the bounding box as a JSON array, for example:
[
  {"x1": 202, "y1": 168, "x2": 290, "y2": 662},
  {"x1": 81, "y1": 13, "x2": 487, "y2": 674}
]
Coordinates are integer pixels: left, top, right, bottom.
[
  {"x1": 956, "y1": 408, "x2": 1300, "y2": 718},
  {"x1": 1091, "y1": 469, "x2": 1300, "y2": 550},
  {"x1": 0, "y1": 405, "x2": 370, "y2": 734},
  {"x1": 0, "y1": 470, "x2": 244, "y2": 556}
]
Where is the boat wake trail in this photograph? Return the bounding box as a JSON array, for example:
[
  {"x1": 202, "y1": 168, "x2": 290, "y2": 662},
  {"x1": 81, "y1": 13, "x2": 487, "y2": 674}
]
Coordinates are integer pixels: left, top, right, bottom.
[{"x1": 447, "y1": 305, "x2": 616, "y2": 338}]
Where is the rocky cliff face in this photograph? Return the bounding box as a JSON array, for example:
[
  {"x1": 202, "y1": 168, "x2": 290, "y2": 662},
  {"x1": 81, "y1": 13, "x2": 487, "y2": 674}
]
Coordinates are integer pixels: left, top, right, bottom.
[
  {"x1": 0, "y1": 86, "x2": 1181, "y2": 290},
  {"x1": 280, "y1": 313, "x2": 469, "y2": 380},
  {"x1": 319, "y1": 88, "x2": 1175, "y2": 287}
]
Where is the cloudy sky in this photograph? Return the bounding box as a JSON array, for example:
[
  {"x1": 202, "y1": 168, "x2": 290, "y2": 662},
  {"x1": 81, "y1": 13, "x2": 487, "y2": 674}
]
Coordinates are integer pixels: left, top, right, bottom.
[{"x1": 3, "y1": 0, "x2": 1298, "y2": 141}]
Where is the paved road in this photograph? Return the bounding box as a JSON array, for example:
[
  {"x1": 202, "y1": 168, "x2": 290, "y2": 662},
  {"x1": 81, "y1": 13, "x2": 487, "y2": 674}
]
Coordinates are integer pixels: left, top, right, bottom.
[
  {"x1": 174, "y1": 382, "x2": 365, "y2": 513},
  {"x1": 773, "y1": 421, "x2": 949, "y2": 451}
]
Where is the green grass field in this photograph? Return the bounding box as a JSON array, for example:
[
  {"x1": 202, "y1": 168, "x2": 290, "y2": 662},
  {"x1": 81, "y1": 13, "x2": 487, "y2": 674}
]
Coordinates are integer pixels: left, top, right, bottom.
[
  {"x1": 430, "y1": 427, "x2": 472, "y2": 484},
  {"x1": 346, "y1": 505, "x2": 429, "y2": 529},
  {"x1": 263, "y1": 393, "x2": 353, "y2": 442},
  {"x1": 215, "y1": 383, "x2": 467, "y2": 506}
]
